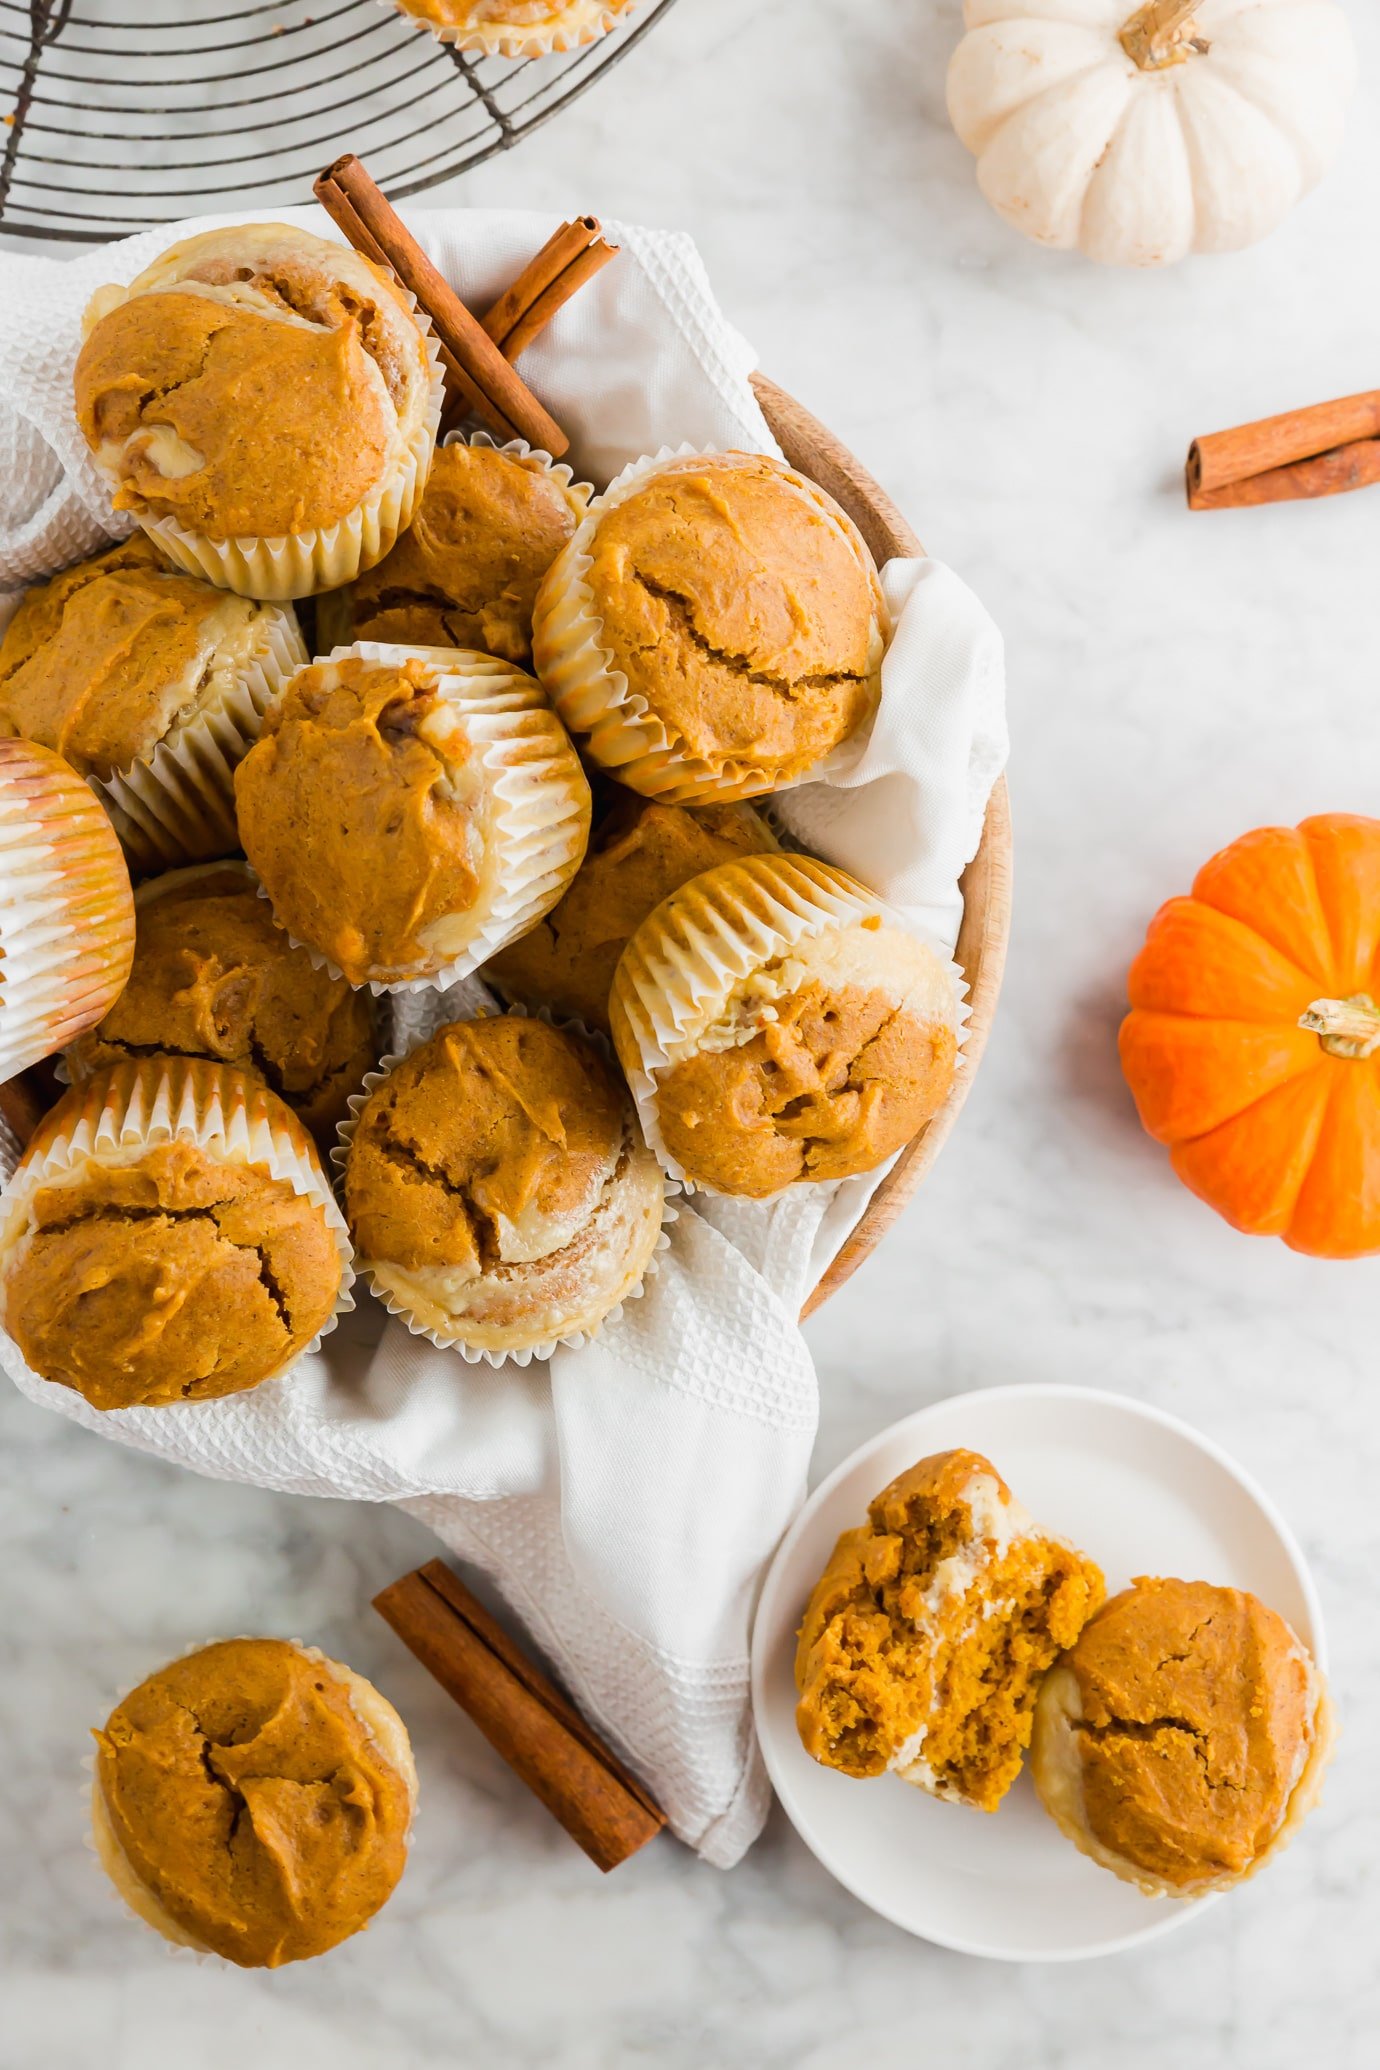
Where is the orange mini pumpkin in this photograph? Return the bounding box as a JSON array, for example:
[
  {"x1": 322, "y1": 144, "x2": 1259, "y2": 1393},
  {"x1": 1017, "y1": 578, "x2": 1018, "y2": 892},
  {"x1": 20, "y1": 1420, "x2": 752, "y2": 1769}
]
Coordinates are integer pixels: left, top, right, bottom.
[{"x1": 1119, "y1": 814, "x2": 1380, "y2": 1259}]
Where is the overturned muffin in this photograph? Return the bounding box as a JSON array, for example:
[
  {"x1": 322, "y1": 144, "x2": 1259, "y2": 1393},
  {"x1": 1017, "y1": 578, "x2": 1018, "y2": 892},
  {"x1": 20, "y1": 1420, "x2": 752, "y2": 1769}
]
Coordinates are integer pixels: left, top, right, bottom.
[
  {"x1": 0, "y1": 536, "x2": 304, "y2": 869},
  {"x1": 610, "y1": 852, "x2": 959, "y2": 1197},
  {"x1": 796, "y1": 1450, "x2": 1104, "y2": 1811},
  {"x1": 341, "y1": 1015, "x2": 666, "y2": 1358},
  {"x1": 0, "y1": 1060, "x2": 348, "y2": 1410},
  {"x1": 235, "y1": 646, "x2": 590, "y2": 989},
  {"x1": 533, "y1": 451, "x2": 887, "y2": 801},
  {"x1": 1032, "y1": 1577, "x2": 1335, "y2": 1897},
  {"x1": 92, "y1": 1638, "x2": 415, "y2": 1965},
  {"x1": 66, "y1": 863, "x2": 376, "y2": 1140},
  {"x1": 486, "y1": 795, "x2": 777, "y2": 1033},
  {"x1": 318, "y1": 437, "x2": 589, "y2": 667}
]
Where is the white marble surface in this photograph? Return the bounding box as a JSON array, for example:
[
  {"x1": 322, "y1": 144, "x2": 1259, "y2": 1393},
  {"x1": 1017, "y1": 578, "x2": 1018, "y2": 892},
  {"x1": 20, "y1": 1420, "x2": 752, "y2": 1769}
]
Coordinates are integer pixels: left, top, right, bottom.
[{"x1": 5, "y1": 0, "x2": 1380, "y2": 2062}]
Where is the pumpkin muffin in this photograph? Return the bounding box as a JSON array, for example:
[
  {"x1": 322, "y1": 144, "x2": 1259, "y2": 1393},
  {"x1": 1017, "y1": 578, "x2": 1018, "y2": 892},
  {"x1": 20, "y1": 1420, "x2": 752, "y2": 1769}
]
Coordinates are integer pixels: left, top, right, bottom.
[
  {"x1": 532, "y1": 450, "x2": 888, "y2": 802},
  {"x1": 73, "y1": 222, "x2": 440, "y2": 599},
  {"x1": 485, "y1": 796, "x2": 777, "y2": 1034},
  {"x1": 0, "y1": 1059, "x2": 349, "y2": 1411},
  {"x1": 235, "y1": 644, "x2": 589, "y2": 990},
  {"x1": 1032, "y1": 1577, "x2": 1335, "y2": 1897},
  {"x1": 318, "y1": 437, "x2": 590, "y2": 667},
  {"x1": 92, "y1": 1638, "x2": 415, "y2": 1966},
  {"x1": 0, "y1": 536, "x2": 305, "y2": 869},
  {"x1": 0, "y1": 737, "x2": 134, "y2": 1083},
  {"x1": 66, "y1": 863, "x2": 376, "y2": 1140},
  {"x1": 796, "y1": 1450, "x2": 1104, "y2": 1810},
  {"x1": 390, "y1": 0, "x2": 640, "y2": 58},
  {"x1": 341, "y1": 1015, "x2": 666, "y2": 1360},
  {"x1": 610, "y1": 851, "x2": 960, "y2": 1197}
]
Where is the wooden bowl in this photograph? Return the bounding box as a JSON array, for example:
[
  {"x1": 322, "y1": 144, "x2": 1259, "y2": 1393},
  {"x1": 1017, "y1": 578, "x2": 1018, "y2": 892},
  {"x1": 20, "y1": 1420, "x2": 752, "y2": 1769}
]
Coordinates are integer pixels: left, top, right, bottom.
[
  {"x1": 750, "y1": 376, "x2": 1012, "y2": 1317},
  {"x1": 0, "y1": 384, "x2": 1010, "y2": 1318}
]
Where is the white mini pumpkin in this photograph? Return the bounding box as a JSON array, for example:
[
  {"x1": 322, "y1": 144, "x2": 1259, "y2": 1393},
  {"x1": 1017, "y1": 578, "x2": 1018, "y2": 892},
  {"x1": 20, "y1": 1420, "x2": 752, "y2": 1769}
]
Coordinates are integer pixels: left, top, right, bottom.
[{"x1": 946, "y1": 0, "x2": 1357, "y2": 267}]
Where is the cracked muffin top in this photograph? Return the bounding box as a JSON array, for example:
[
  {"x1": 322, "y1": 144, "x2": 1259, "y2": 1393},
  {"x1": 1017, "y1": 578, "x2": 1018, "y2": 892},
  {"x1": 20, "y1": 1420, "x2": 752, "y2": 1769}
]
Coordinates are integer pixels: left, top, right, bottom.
[
  {"x1": 235, "y1": 652, "x2": 496, "y2": 987},
  {"x1": 485, "y1": 795, "x2": 777, "y2": 1033},
  {"x1": 327, "y1": 438, "x2": 589, "y2": 666},
  {"x1": 66, "y1": 863, "x2": 376, "y2": 1139},
  {"x1": 0, "y1": 536, "x2": 272, "y2": 778},
  {"x1": 73, "y1": 223, "x2": 433, "y2": 540},
  {"x1": 344, "y1": 1014, "x2": 631, "y2": 1277},
  {"x1": 0, "y1": 1075, "x2": 343, "y2": 1411},
  {"x1": 537, "y1": 451, "x2": 887, "y2": 795},
  {"x1": 1032, "y1": 1577, "x2": 1330, "y2": 1895},
  {"x1": 795, "y1": 1449, "x2": 1103, "y2": 1811},
  {"x1": 93, "y1": 1639, "x2": 414, "y2": 1966}
]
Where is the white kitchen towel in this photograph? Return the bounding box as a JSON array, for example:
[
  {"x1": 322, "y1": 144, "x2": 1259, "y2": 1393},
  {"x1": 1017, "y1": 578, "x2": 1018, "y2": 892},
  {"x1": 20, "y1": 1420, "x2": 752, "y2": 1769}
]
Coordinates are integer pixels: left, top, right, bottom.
[{"x1": 0, "y1": 208, "x2": 1007, "y2": 1868}]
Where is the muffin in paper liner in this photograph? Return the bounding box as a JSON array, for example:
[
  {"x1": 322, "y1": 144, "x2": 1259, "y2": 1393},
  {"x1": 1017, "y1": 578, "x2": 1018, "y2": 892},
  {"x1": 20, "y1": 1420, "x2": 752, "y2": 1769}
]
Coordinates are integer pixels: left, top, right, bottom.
[
  {"x1": 531, "y1": 446, "x2": 889, "y2": 804},
  {"x1": 608, "y1": 851, "x2": 968, "y2": 1200},
  {"x1": 86, "y1": 1635, "x2": 417, "y2": 1966},
  {"x1": 0, "y1": 1057, "x2": 354, "y2": 1409},
  {"x1": 239, "y1": 640, "x2": 592, "y2": 995},
  {"x1": 316, "y1": 430, "x2": 594, "y2": 658},
  {"x1": 387, "y1": 0, "x2": 640, "y2": 60},
  {"x1": 91, "y1": 599, "x2": 307, "y2": 872},
  {"x1": 332, "y1": 1012, "x2": 677, "y2": 1367},
  {"x1": 0, "y1": 738, "x2": 135, "y2": 1081},
  {"x1": 76, "y1": 224, "x2": 445, "y2": 602}
]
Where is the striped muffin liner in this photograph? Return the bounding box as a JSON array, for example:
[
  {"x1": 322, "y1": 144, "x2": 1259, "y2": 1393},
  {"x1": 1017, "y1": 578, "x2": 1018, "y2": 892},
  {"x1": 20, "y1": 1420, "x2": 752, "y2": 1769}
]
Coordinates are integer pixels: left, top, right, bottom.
[
  {"x1": 332, "y1": 1012, "x2": 675, "y2": 1367},
  {"x1": 86, "y1": 1636, "x2": 417, "y2": 1964},
  {"x1": 91, "y1": 603, "x2": 307, "y2": 873},
  {"x1": 531, "y1": 446, "x2": 889, "y2": 803},
  {"x1": 387, "y1": 0, "x2": 640, "y2": 60},
  {"x1": 249, "y1": 640, "x2": 591, "y2": 995},
  {"x1": 608, "y1": 851, "x2": 967, "y2": 1197},
  {"x1": 0, "y1": 1058, "x2": 355, "y2": 1393},
  {"x1": 0, "y1": 739, "x2": 135, "y2": 1081}
]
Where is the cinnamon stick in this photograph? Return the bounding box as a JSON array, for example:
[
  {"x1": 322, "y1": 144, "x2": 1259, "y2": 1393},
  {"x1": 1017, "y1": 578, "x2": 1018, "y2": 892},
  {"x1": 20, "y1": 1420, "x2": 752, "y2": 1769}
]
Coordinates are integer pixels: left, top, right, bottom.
[
  {"x1": 313, "y1": 155, "x2": 569, "y2": 458},
  {"x1": 374, "y1": 1560, "x2": 665, "y2": 1872},
  {"x1": 1187, "y1": 390, "x2": 1380, "y2": 510},
  {"x1": 482, "y1": 216, "x2": 619, "y2": 360}
]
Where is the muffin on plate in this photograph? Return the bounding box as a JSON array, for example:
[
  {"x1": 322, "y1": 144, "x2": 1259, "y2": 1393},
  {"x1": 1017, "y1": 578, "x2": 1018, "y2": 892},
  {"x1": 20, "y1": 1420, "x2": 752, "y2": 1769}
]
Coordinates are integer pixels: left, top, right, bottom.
[
  {"x1": 317, "y1": 435, "x2": 590, "y2": 668},
  {"x1": 66, "y1": 862, "x2": 376, "y2": 1141},
  {"x1": 795, "y1": 1449, "x2": 1104, "y2": 1811},
  {"x1": 609, "y1": 851, "x2": 960, "y2": 1197},
  {"x1": 1032, "y1": 1576, "x2": 1335, "y2": 1897},
  {"x1": 532, "y1": 450, "x2": 888, "y2": 802},
  {"x1": 0, "y1": 1059, "x2": 350, "y2": 1410},
  {"x1": 0, "y1": 536, "x2": 306, "y2": 870},
  {"x1": 389, "y1": 0, "x2": 640, "y2": 58},
  {"x1": 73, "y1": 223, "x2": 441, "y2": 600},
  {"x1": 485, "y1": 795, "x2": 777, "y2": 1034},
  {"x1": 235, "y1": 644, "x2": 589, "y2": 991},
  {"x1": 92, "y1": 1638, "x2": 415, "y2": 1966},
  {"x1": 0, "y1": 738, "x2": 135, "y2": 1082},
  {"x1": 339, "y1": 1014, "x2": 668, "y2": 1363}
]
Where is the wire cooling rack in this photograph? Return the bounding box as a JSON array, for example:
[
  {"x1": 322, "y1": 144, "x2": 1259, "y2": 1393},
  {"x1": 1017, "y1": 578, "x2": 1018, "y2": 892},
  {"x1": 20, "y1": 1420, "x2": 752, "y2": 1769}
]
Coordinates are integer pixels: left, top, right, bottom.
[{"x1": 0, "y1": 0, "x2": 679, "y2": 243}]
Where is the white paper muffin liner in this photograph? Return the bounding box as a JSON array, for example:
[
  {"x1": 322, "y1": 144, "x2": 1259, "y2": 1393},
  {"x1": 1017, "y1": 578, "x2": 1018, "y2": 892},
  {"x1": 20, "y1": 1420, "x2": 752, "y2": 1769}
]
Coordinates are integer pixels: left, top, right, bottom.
[
  {"x1": 0, "y1": 739, "x2": 135, "y2": 1081},
  {"x1": 316, "y1": 431, "x2": 594, "y2": 651},
  {"x1": 248, "y1": 639, "x2": 590, "y2": 995},
  {"x1": 387, "y1": 0, "x2": 638, "y2": 59},
  {"x1": 85, "y1": 1635, "x2": 417, "y2": 1965},
  {"x1": 90, "y1": 603, "x2": 307, "y2": 873},
  {"x1": 83, "y1": 241, "x2": 445, "y2": 602},
  {"x1": 332, "y1": 1013, "x2": 677, "y2": 1367},
  {"x1": 0, "y1": 1059, "x2": 355, "y2": 1401},
  {"x1": 609, "y1": 852, "x2": 969, "y2": 1198},
  {"x1": 531, "y1": 446, "x2": 889, "y2": 803}
]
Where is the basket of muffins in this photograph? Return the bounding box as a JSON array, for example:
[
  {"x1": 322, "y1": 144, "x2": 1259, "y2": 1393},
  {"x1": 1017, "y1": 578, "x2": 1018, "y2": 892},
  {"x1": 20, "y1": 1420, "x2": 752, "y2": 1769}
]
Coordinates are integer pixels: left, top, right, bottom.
[{"x1": 0, "y1": 196, "x2": 1008, "y2": 1415}]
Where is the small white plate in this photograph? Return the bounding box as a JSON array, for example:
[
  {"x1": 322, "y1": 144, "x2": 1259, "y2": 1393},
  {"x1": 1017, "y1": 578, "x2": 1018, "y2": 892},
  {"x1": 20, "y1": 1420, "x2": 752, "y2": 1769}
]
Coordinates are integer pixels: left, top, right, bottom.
[{"x1": 750, "y1": 1383, "x2": 1326, "y2": 1963}]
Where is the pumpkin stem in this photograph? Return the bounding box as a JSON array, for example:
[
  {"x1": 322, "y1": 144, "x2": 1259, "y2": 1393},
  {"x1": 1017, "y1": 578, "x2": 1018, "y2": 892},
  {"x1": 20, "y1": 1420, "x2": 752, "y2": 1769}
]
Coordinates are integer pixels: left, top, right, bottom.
[
  {"x1": 1119, "y1": 0, "x2": 1210, "y2": 69},
  {"x1": 1299, "y1": 994, "x2": 1380, "y2": 1060}
]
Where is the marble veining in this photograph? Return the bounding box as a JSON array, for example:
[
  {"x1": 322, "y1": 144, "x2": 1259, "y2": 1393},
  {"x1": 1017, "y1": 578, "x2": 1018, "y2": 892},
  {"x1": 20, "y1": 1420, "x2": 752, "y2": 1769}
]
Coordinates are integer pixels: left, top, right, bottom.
[{"x1": 4, "y1": 0, "x2": 1380, "y2": 2063}]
